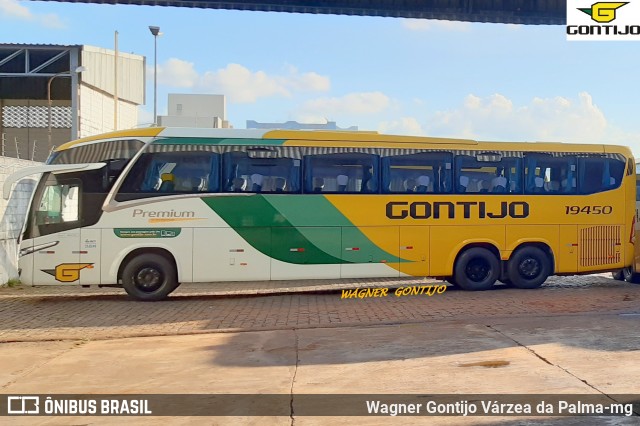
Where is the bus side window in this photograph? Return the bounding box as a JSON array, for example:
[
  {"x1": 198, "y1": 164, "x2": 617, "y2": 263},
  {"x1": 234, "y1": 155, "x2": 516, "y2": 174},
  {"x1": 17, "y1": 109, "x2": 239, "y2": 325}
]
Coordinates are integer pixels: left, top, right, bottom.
[
  {"x1": 455, "y1": 154, "x2": 521, "y2": 194},
  {"x1": 115, "y1": 151, "x2": 220, "y2": 201},
  {"x1": 525, "y1": 154, "x2": 577, "y2": 195},
  {"x1": 578, "y1": 156, "x2": 625, "y2": 194},
  {"x1": 303, "y1": 153, "x2": 379, "y2": 194},
  {"x1": 381, "y1": 152, "x2": 452, "y2": 194},
  {"x1": 223, "y1": 150, "x2": 301, "y2": 193}
]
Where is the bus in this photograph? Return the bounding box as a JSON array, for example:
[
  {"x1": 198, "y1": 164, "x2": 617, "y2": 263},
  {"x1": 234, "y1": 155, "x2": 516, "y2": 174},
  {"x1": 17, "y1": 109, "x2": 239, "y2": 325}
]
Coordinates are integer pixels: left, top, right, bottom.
[
  {"x1": 3, "y1": 127, "x2": 636, "y2": 300},
  {"x1": 612, "y1": 161, "x2": 640, "y2": 283}
]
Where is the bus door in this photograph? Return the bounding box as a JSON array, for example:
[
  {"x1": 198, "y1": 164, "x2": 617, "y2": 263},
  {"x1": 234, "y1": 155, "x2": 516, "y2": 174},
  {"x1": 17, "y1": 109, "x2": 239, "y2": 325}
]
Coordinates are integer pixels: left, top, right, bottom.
[{"x1": 27, "y1": 173, "x2": 82, "y2": 285}]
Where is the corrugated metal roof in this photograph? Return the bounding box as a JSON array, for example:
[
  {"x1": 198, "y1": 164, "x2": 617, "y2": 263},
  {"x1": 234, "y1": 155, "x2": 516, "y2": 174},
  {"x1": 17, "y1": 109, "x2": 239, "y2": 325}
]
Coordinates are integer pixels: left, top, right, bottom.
[{"x1": 48, "y1": 0, "x2": 566, "y2": 25}]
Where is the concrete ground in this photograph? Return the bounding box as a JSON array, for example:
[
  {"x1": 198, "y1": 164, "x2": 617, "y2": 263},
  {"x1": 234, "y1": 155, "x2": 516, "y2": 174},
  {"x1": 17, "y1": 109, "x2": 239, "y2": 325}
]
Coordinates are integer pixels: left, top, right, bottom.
[{"x1": 0, "y1": 275, "x2": 639, "y2": 425}]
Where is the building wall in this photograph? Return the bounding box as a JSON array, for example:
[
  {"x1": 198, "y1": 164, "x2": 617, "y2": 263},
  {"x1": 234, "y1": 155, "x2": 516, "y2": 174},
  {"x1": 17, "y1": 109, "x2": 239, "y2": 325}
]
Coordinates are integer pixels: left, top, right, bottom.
[
  {"x1": 159, "y1": 116, "x2": 225, "y2": 128},
  {"x1": 79, "y1": 85, "x2": 139, "y2": 138},
  {"x1": 158, "y1": 94, "x2": 229, "y2": 128},
  {"x1": 168, "y1": 94, "x2": 225, "y2": 118},
  {"x1": 0, "y1": 99, "x2": 72, "y2": 162},
  {"x1": 81, "y1": 45, "x2": 145, "y2": 106},
  {"x1": 0, "y1": 157, "x2": 40, "y2": 283},
  {"x1": 246, "y1": 120, "x2": 358, "y2": 131}
]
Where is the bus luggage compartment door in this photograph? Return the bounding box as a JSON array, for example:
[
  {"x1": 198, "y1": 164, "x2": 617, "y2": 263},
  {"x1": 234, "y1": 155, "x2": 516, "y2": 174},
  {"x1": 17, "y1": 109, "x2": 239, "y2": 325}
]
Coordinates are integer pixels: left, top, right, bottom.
[
  {"x1": 340, "y1": 226, "x2": 399, "y2": 279},
  {"x1": 271, "y1": 227, "x2": 341, "y2": 280},
  {"x1": 399, "y1": 226, "x2": 429, "y2": 277}
]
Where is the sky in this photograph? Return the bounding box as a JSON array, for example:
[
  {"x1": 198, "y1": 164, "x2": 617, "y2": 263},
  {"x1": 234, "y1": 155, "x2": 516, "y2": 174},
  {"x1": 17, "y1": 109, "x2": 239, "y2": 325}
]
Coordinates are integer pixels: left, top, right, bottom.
[{"x1": 2, "y1": 0, "x2": 640, "y2": 154}]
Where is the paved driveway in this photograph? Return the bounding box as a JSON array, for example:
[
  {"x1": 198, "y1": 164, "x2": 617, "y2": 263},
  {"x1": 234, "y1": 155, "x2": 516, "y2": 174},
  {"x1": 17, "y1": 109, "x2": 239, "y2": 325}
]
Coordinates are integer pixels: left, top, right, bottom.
[{"x1": 1, "y1": 275, "x2": 639, "y2": 424}]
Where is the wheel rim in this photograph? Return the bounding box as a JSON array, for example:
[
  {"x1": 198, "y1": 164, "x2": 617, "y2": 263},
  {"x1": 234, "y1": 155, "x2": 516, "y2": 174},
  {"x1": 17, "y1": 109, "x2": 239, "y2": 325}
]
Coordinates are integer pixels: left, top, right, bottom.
[
  {"x1": 134, "y1": 266, "x2": 163, "y2": 292},
  {"x1": 518, "y1": 257, "x2": 541, "y2": 279},
  {"x1": 466, "y1": 258, "x2": 491, "y2": 282}
]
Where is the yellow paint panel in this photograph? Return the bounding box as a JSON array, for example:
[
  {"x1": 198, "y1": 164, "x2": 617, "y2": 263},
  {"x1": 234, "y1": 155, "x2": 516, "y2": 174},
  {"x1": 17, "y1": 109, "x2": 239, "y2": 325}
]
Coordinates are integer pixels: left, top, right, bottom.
[
  {"x1": 558, "y1": 225, "x2": 577, "y2": 273},
  {"x1": 325, "y1": 196, "x2": 399, "y2": 256},
  {"x1": 341, "y1": 226, "x2": 399, "y2": 264},
  {"x1": 399, "y1": 226, "x2": 429, "y2": 276}
]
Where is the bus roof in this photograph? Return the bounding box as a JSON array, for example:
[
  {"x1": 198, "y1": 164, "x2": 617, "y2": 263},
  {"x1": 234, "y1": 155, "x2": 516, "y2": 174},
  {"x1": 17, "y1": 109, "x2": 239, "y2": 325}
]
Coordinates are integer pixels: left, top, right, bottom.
[{"x1": 54, "y1": 127, "x2": 633, "y2": 157}]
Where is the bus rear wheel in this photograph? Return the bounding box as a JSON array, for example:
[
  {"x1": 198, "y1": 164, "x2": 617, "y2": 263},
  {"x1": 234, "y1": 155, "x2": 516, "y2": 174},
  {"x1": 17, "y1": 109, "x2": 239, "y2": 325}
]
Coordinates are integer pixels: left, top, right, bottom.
[
  {"x1": 622, "y1": 267, "x2": 640, "y2": 284},
  {"x1": 122, "y1": 254, "x2": 179, "y2": 301},
  {"x1": 454, "y1": 247, "x2": 499, "y2": 291},
  {"x1": 611, "y1": 269, "x2": 625, "y2": 281},
  {"x1": 507, "y1": 246, "x2": 550, "y2": 289}
]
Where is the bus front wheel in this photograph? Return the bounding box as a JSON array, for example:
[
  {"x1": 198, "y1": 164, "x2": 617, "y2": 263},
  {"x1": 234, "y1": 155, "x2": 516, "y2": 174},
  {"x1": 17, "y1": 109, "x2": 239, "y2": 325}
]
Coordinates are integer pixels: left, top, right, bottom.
[
  {"x1": 507, "y1": 246, "x2": 550, "y2": 289},
  {"x1": 122, "y1": 254, "x2": 179, "y2": 301},
  {"x1": 454, "y1": 247, "x2": 499, "y2": 291}
]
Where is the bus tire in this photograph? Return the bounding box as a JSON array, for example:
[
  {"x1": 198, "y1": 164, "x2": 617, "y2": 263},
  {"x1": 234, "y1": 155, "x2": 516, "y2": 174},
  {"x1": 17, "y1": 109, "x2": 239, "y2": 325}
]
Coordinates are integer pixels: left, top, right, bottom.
[
  {"x1": 622, "y1": 267, "x2": 640, "y2": 284},
  {"x1": 612, "y1": 269, "x2": 625, "y2": 281},
  {"x1": 454, "y1": 247, "x2": 500, "y2": 291},
  {"x1": 122, "y1": 254, "x2": 179, "y2": 301},
  {"x1": 507, "y1": 246, "x2": 550, "y2": 289}
]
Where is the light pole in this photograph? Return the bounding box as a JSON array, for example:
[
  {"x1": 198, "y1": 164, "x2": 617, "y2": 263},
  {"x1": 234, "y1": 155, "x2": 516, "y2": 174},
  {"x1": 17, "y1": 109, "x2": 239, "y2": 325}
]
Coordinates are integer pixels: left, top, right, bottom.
[
  {"x1": 149, "y1": 25, "x2": 160, "y2": 126},
  {"x1": 47, "y1": 66, "x2": 86, "y2": 148}
]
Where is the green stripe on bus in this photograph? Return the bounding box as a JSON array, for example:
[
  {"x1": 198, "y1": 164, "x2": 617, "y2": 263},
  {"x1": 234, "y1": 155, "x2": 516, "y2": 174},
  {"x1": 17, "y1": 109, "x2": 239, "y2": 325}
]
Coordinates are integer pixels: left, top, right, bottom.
[
  {"x1": 201, "y1": 195, "x2": 345, "y2": 264},
  {"x1": 263, "y1": 195, "x2": 406, "y2": 263},
  {"x1": 201, "y1": 195, "x2": 405, "y2": 264}
]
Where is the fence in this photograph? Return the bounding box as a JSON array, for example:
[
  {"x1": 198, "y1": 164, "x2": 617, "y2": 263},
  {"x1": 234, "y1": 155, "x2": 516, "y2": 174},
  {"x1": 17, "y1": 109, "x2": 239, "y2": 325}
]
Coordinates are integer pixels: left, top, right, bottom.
[{"x1": 1, "y1": 133, "x2": 56, "y2": 162}]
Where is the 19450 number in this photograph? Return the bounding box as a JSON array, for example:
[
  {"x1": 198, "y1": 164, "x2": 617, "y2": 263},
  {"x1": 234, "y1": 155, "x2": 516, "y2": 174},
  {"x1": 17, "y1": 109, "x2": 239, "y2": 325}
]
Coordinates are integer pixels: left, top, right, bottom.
[{"x1": 565, "y1": 205, "x2": 612, "y2": 215}]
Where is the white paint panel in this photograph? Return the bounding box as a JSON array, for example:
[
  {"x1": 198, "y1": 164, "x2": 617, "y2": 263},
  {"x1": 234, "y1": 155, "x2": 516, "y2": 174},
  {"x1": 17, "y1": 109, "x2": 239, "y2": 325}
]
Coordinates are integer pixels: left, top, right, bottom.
[
  {"x1": 192, "y1": 228, "x2": 270, "y2": 282},
  {"x1": 79, "y1": 228, "x2": 101, "y2": 285}
]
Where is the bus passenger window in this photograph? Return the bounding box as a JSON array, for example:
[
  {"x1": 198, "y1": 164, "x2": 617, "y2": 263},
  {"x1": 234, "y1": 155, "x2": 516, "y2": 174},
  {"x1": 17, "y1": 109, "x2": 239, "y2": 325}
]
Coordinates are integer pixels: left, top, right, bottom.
[
  {"x1": 577, "y1": 156, "x2": 625, "y2": 194},
  {"x1": 381, "y1": 152, "x2": 452, "y2": 194},
  {"x1": 304, "y1": 152, "x2": 378, "y2": 194},
  {"x1": 115, "y1": 150, "x2": 220, "y2": 201},
  {"x1": 455, "y1": 153, "x2": 522, "y2": 194},
  {"x1": 524, "y1": 154, "x2": 577, "y2": 195},
  {"x1": 223, "y1": 150, "x2": 301, "y2": 193}
]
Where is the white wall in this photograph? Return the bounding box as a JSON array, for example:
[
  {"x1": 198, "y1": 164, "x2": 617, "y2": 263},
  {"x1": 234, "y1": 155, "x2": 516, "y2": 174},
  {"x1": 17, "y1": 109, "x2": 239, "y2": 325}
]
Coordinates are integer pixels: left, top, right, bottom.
[
  {"x1": 0, "y1": 157, "x2": 40, "y2": 283},
  {"x1": 159, "y1": 116, "x2": 224, "y2": 128},
  {"x1": 168, "y1": 94, "x2": 225, "y2": 118},
  {"x1": 158, "y1": 94, "x2": 229, "y2": 128},
  {"x1": 81, "y1": 45, "x2": 145, "y2": 105},
  {"x1": 79, "y1": 85, "x2": 139, "y2": 138}
]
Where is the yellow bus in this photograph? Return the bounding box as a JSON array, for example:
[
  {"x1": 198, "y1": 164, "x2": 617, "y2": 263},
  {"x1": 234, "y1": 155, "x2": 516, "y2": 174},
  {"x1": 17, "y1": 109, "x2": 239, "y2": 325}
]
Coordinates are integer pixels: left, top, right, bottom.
[
  {"x1": 613, "y1": 161, "x2": 640, "y2": 283},
  {"x1": 3, "y1": 128, "x2": 636, "y2": 300}
]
